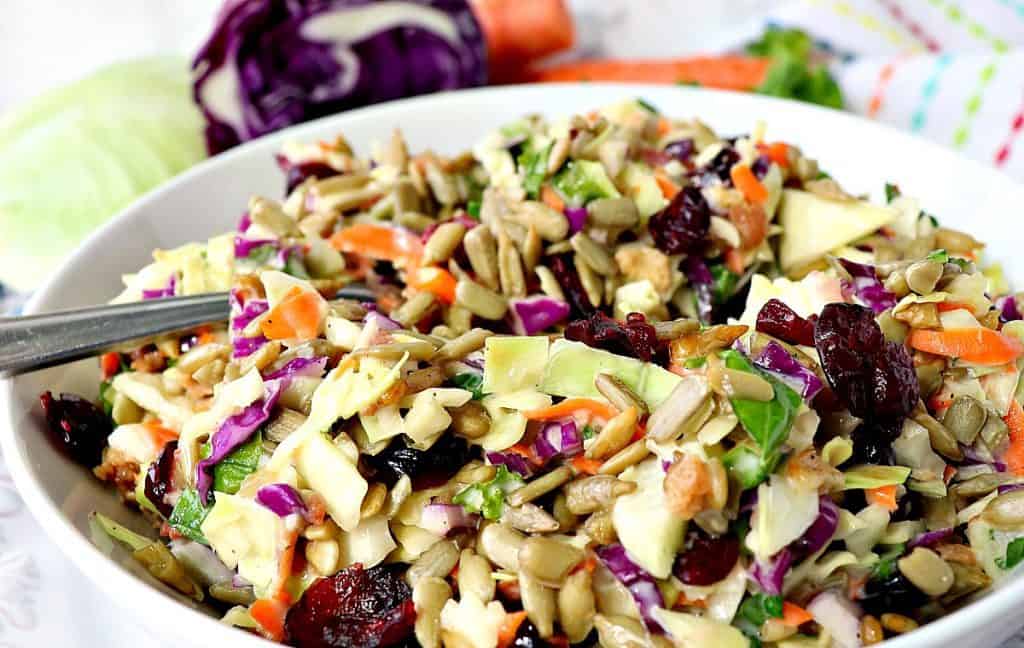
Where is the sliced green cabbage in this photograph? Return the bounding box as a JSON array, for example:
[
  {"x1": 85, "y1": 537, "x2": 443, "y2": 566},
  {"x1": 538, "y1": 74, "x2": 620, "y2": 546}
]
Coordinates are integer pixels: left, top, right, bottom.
[
  {"x1": 201, "y1": 492, "x2": 288, "y2": 593},
  {"x1": 842, "y1": 464, "x2": 911, "y2": 490},
  {"x1": 0, "y1": 57, "x2": 204, "y2": 290},
  {"x1": 612, "y1": 456, "x2": 685, "y2": 578},
  {"x1": 541, "y1": 339, "x2": 680, "y2": 408},
  {"x1": 294, "y1": 431, "x2": 368, "y2": 531},
  {"x1": 652, "y1": 607, "x2": 748, "y2": 648},
  {"x1": 482, "y1": 335, "x2": 549, "y2": 394},
  {"x1": 339, "y1": 514, "x2": 396, "y2": 569},
  {"x1": 747, "y1": 475, "x2": 819, "y2": 561},
  {"x1": 620, "y1": 162, "x2": 667, "y2": 223},
  {"x1": 552, "y1": 160, "x2": 621, "y2": 206}
]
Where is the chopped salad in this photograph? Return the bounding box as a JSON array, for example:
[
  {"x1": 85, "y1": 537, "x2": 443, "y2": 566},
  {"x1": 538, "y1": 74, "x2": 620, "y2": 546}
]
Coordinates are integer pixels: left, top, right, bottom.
[{"x1": 42, "y1": 98, "x2": 1024, "y2": 648}]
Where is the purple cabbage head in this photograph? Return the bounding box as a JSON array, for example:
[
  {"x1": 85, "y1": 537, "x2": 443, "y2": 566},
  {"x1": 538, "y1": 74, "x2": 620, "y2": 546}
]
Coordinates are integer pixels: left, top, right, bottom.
[{"x1": 192, "y1": 0, "x2": 488, "y2": 154}]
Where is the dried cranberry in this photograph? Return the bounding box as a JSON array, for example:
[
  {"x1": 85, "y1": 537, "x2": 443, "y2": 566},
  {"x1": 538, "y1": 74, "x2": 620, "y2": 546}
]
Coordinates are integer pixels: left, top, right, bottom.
[
  {"x1": 144, "y1": 440, "x2": 178, "y2": 518},
  {"x1": 364, "y1": 433, "x2": 474, "y2": 489},
  {"x1": 756, "y1": 299, "x2": 817, "y2": 347},
  {"x1": 751, "y1": 155, "x2": 771, "y2": 179},
  {"x1": 849, "y1": 419, "x2": 901, "y2": 466},
  {"x1": 673, "y1": 530, "x2": 739, "y2": 586},
  {"x1": 648, "y1": 186, "x2": 710, "y2": 255},
  {"x1": 565, "y1": 312, "x2": 660, "y2": 362},
  {"x1": 284, "y1": 161, "x2": 337, "y2": 194},
  {"x1": 285, "y1": 564, "x2": 414, "y2": 648},
  {"x1": 664, "y1": 138, "x2": 695, "y2": 162},
  {"x1": 705, "y1": 147, "x2": 740, "y2": 182},
  {"x1": 548, "y1": 253, "x2": 595, "y2": 319},
  {"x1": 39, "y1": 392, "x2": 111, "y2": 467},
  {"x1": 813, "y1": 303, "x2": 917, "y2": 421}
]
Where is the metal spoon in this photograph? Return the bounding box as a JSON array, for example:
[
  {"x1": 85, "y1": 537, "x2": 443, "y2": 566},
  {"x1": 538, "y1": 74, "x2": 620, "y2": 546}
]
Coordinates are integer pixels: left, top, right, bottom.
[{"x1": 0, "y1": 286, "x2": 374, "y2": 376}]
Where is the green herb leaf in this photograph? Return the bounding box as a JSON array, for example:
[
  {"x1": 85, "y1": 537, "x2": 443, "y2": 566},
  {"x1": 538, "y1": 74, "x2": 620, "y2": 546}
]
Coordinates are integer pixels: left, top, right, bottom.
[
  {"x1": 91, "y1": 512, "x2": 153, "y2": 551},
  {"x1": 926, "y1": 249, "x2": 949, "y2": 263},
  {"x1": 872, "y1": 543, "x2": 906, "y2": 578},
  {"x1": 998, "y1": 537, "x2": 1024, "y2": 570},
  {"x1": 283, "y1": 249, "x2": 310, "y2": 279},
  {"x1": 452, "y1": 465, "x2": 525, "y2": 520},
  {"x1": 683, "y1": 356, "x2": 707, "y2": 369},
  {"x1": 246, "y1": 244, "x2": 277, "y2": 265},
  {"x1": 551, "y1": 160, "x2": 621, "y2": 206},
  {"x1": 466, "y1": 199, "x2": 482, "y2": 219},
  {"x1": 517, "y1": 141, "x2": 554, "y2": 199},
  {"x1": 582, "y1": 425, "x2": 595, "y2": 440},
  {"x1": 885, "y1": 183, "x2": 902, "y2": 203},
  {"x1": 746, "y1": 27, "x2": 813, "y2": 60},
  {"x1": 452, "y1": 373, "x2": 485, "y2": 400},
  {"x1": 635, "y1": 97, "x2": 660, "y2": 114},
  {"x1": 168, "y1": 488, "x2": 211, "y2": 544},
  {"x1": 709, "y1": 264, "x2": 739, "y2": 305},
  {"x1": 747, "y1": 28, "x2": 843, "y2": 109},
  {"x1": 99, "y1": 380, "x2": 116, "y2": 418},
  {"x1": 721, "y1": 350, "x2": 802, "y2": 464},
  {"x1": 723, "y1": 444, "x2": 778, "y2": 490},
  {"x1": 736, "y1": 593, "x2": 784, "y2": 638},
  {"x1": 213, "y1": 431, "x2": 263, "y2": 496}
]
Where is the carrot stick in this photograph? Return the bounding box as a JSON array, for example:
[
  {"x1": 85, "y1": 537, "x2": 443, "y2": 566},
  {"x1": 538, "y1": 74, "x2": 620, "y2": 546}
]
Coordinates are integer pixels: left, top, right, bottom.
[
  {"x1": 524, "y1": 398, "x2": 618, "y2": 422},
  {"x1": 328, "y1": 223, "x2": 424, "y2": 263},
  {"x1": 907, "y1": 327, "x2": 1024, "y2": 366},
  {"x1": 865, "y1": 485, "x2": 898, "y2": 512},
  {"x1": 781, "y1": 601, "x2": 814, "y2": 627},
  {"x1": 724, "y1": 248, "x2": 746, "y2": 275},
  {"x1": 143, "y1": 421, "x2": 179, "y2": 448},
  {"x1": 571, "y1": 455, "x2": 603, "y2": 475},
  {"x1": 101, "y1": 352, "x2": 121, "y2": 379},
  {"x1": 936, "y1": 301, "x2": 973, "y2": 312},
  {"x1": 758, "y1": 142, "x2": 790, "y2": 168},
  {"x1": 654, "y1": 171, "x2": 680, "y2": 200},
  {"x1": 261, "y1": 286, "x2": 324, "y2": 341},
  {"x1": 497, "y1": 611, "x2": 528, "y2": 648},
  {"x1": 541, "y1": 184, "x2": 566, "y2": 212},
  {"x1": 251, "y1": 598, "x2": 288, "y2": 642},
  {"x1": 407, "y1": 266, "x2": 457, "y2": 304},
  {"x1": 472, "y1": 0, "x2": 574, "y2": 83},
  {"x1": 1004, "y1": 400, "x2": 1024, "y2": 476},
  {"x1": 523, "y1": 56, "x2": 772, "y2": 91},
  {"x1": 730, "y1": 164, "x2": 768, "y2": 205}
]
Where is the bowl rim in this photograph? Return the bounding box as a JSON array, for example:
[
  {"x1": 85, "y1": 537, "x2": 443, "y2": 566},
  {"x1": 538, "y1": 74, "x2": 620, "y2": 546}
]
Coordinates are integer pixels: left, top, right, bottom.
[{"x1": 4, "y1": 82, "x2": 1024, "y2": 647}]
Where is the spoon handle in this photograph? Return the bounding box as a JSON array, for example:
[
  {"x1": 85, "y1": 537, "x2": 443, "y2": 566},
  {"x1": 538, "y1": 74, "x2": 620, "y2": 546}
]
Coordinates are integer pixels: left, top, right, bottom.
[{"x1": 0, "y1": 293, "x2": 231, "y2": 376}]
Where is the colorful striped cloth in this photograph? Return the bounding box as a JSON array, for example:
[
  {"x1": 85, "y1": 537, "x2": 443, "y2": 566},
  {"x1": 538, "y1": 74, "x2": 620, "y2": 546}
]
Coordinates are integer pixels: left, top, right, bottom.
[{"x1": 727, "y1": 0, "x2": 1024, "y2": 176}]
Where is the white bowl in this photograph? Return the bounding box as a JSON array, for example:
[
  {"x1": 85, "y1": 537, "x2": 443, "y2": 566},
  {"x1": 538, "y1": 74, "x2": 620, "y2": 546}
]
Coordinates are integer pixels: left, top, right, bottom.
[{"x1": 4, "y1": 83, "x2": 1024, "y2": 647}]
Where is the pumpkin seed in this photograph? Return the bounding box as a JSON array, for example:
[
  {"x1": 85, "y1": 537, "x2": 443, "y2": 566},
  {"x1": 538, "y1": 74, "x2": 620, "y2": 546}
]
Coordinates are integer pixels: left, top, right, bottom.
[
  {"x1": 519, "y1": 536, "x2": 584, "y2": 586},
  {"x1": 897, "y1": 547, "x2": 954, "y2": 596},
  {"x1": 463, "y1": 225, "x2": 500, "y2": 290},
  {"x1": 520, "y1": 573, "x2": 556, "y2": 638},
  {"x1": 913, "y1": 406, "x2": 963, "y2": 461},
  {"x1": 570, "y1": 232, "x2": 618, "y2": 276},
  {"x1": 558, "y1": 569, "x2": 596, "y2": 643},
  {"x1": 905, "y1": 259, "x2": 944, "y2": 295},
  {"x1": 509, "y1": 201, "x2": 569, "y2": 241},
  {"x1": 944, "y1": 396, "x2": 988, "y2": 445},
  {"x1": 413, "y1": 576, "x2": 451, "y2": 648},
  {"x1": 478, "y1": 523, "x2": 524, "y2": 571},
  {"x1": 982, "y1": 489, "x2": 1024, "y2": 529},
  {"x1": 391, "y1": 292, "x2": 437, "y2": 328},
  {"x1": 587, "y1": 198, "x2": 638, "y2": 228},
  {"x1": 421, "y1": 222, "x2": 466, "y2": 266},
  {"x1": 507, "y1": 467, "x2": 573, "y2": 507},
  {"x1": 456, "y1": 549, "x2": 495, "y2": 603},
  {"x1": 455, "y1": 279, "x2": 508, "y2": 320}
]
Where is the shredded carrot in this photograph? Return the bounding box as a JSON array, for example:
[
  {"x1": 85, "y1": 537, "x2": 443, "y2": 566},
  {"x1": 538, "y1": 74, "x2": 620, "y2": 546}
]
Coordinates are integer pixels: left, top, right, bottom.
[
  {"x1": 328, "y1": 222, "x2": 424, "y2": 263},
  {"x1": 847, "y1": 574, "x2": 868, "y2": 601},
  {"x1": 261, "y1": 286, "x2": 324, "y2": 341},
  {"x1": 865, "y1": 484, "x2": 898, "y2": 512},
  {"x1": 195, "y1": 325, "x2": 215, "y2": 346},
  {"x1": 929, "y1": 394, "x2": 953, "y2": 412},
  {"x1": 524, "y1": 398, "x2": 618, "y2": 422},
  {"x1": 654, "y1": 171, "x2": 680, "y2": 200},
  {"x1": 675, "y1": 592, "x2": 708, "y2": 608},
  {"x1": 572, "y1": 556, "x2": 598, "y2": 575},
  {"x1": 522, "y1": 56, "x2": 772, "y2": 91},
  {"x1": 497, "y1": 611, "x2": 528, "y2": 648},
  {"x1": 759, "y1": 141, "x2": 790, "y2": 168},
  {"x1": 571, "y1": 455, "x2": 603, "y2": 475},
  {"x1": 143, "y1": 421, "x2": 179, "y2": 448},
  {"x1": 943, "y1": 464, "x2": 957, "y2": 484},
  {"x1": 656, "y1": 117, "x2": 672, "y2": 137},
  {"x1": 507, "y1": 442, "x2": 542, "y2": 466},
  {"x1": 781, "y1": 601, "x2": 814, "y2": 627},
  {"x1": 251, "y1": 598, "x2": 288, "y2": 642},
  {"x1": 407, "y1": 265, "x2": 457, "y2": 304},
  {"x1": 724, "y1": 247, "x2": 746, "y2": 275},
  {"x1": 1004, "y1": 400, "x2": 1024, "y2": 475},
  {"x1": 936, "y1": 301, "x2": 974, "y2": 312},
  {"x1": 540, "y1": 183, "x2": 566, "y2": 212},
  {"x1": 730, "y1": 164, "x2": 768, "y2": 205},
  {"x1": 907, "y1": 327, "x2": 1024, "y2": 366},
  {"x1": 100, "y1": 352, "x2": 121, "y2": 379}
]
